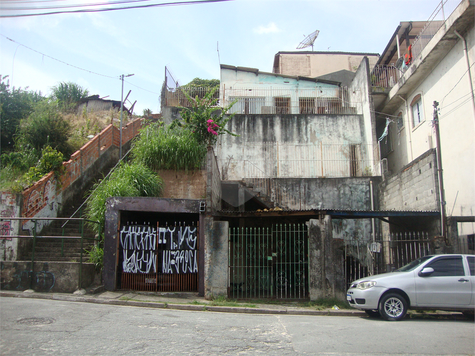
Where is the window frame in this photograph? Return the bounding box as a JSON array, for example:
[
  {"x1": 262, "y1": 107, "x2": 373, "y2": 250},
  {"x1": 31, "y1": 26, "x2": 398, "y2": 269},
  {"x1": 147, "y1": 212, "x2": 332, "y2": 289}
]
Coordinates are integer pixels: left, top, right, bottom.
[{"x1": 411, "y1": 94, "x2": 424, "y2": 128}]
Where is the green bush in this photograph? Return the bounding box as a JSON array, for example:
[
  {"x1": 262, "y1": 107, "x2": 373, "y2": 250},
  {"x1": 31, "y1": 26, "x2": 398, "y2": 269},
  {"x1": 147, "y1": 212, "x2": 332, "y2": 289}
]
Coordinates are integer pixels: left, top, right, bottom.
[
  {"x1": 16, "y1": 100, "x2": 73, "y2": 157},
  {"x1": 132, "y1": 123, "x2": 207, "y2": 171},
  {"x1": 22, "y1": 146, "x2": 64, "y2": 186},
  {"x1": 85, "y1": 162, "x2": 163, "y2": 236}
]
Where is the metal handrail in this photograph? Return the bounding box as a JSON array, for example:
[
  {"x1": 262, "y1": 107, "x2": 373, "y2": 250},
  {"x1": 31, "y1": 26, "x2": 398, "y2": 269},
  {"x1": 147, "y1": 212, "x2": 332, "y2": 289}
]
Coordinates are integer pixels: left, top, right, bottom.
[{"x1": 1, "y1": 216, "x2": 101, "y2": 291}]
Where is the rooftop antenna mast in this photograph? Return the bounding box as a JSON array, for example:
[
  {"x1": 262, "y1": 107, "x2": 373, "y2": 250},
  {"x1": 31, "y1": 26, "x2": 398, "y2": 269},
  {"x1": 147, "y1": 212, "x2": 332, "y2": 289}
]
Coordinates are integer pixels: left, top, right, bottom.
[{"x1": 297, "y1": 30, "x2": 319, "y2": 51}]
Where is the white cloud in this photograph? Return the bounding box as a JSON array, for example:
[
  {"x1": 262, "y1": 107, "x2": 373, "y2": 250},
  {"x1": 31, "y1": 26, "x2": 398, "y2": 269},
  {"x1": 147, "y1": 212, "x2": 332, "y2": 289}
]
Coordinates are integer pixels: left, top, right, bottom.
[{"x1": 253, "y1": 22, "x2": 281, "y2": 35}]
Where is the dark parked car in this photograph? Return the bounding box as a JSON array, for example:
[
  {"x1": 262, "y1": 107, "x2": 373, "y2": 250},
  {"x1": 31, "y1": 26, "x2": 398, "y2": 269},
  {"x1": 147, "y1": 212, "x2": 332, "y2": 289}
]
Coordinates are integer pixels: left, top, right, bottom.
[{"x1": 347, "y1": 254, "x2": 475, "y2": 321}]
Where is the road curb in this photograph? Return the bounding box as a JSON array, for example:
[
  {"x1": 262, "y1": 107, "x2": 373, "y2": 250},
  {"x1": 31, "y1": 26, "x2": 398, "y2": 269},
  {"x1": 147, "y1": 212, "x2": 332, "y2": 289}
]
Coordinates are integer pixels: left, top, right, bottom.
[{"x1": 1, "y1": 291, "x2": 467, "y2": 319}]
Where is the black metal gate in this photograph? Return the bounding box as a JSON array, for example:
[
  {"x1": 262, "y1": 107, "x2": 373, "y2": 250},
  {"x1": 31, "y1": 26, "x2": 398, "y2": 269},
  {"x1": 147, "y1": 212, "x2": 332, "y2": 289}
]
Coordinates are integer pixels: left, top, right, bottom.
[
  {"x1": 345, "y1": 232, "x2": 432, "y2": 287},
  {"x1": 118, "y1": 221, "x2": 199, "y2": 292},
  {"x1": 228, "y1": 224, "x2": 308, "y2": 300}
]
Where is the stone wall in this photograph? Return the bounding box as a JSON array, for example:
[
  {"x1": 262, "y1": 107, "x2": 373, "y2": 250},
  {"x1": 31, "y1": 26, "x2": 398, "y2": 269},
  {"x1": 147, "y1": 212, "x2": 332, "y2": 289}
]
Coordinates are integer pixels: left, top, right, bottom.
[{"x1": 379, "y1": 149, "x2": 439, "y2": 211}]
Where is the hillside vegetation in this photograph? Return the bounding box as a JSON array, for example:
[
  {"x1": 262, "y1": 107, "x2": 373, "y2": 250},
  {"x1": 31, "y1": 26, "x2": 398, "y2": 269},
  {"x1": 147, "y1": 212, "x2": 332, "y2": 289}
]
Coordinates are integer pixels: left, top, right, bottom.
[{"x1": 0, "y1": 76, "x2": 140, "y2": 192}]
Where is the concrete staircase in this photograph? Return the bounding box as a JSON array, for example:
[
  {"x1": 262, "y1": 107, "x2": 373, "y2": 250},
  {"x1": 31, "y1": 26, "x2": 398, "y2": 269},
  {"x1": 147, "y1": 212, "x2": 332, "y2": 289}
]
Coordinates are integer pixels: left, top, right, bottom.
[{"x1": 27, "y1": 199, "x2": 97, "y2": 262}]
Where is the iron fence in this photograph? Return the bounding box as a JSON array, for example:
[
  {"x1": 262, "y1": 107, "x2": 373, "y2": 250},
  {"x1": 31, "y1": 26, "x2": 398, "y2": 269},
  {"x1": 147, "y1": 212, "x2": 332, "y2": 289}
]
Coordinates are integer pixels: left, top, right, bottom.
[
  {"x1": 345, "y1": 232, "x2": 432, "y2": 287},
  {"x1": 0, "y1": 217, "x2": 101, "y2": 290},
  {"x1": 222, "y1": 86, "x2": 357, "y2": 115},
  {"x1": 164, "y1": 86, "x2": 219, "y2": 108},
  {"x1": 229, "y1": 224, "x2": 308, "y2": 300},
  {"x1": 371, "y1": 65, "x2": 399, "y2": 88}
]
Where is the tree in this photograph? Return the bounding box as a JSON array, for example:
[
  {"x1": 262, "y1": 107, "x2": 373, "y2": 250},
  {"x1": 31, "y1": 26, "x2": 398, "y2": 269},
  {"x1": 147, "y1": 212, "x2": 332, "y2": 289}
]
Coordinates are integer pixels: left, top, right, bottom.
[
  {"x1": 182, "y1": 78, "x2": 220, "y2": 100},
  {"x1": 185, "y1": 78, "x2": 220, "y2": 89},
  {"x1": 16, "y1": 100, "x2": 73, "y2": 157},
  {"x1": 0, "y1": 75, "x2": 43, "y2": 152},
  {"x1": 50, "y1": 81, "x2": 88, "y2": 111}
]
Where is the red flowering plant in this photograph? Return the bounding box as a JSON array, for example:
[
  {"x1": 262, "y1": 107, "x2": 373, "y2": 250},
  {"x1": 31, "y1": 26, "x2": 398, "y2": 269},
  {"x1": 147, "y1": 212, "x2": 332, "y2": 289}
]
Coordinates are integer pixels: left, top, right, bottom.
[{"x1": 179, "y1": 87, "x2": 237, "y2": 147}]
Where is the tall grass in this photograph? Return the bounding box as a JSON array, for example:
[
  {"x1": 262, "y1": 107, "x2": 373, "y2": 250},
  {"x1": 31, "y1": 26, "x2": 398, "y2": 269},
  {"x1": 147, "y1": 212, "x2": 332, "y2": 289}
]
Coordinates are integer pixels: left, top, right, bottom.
[
  {"x1": 85, "y1": 162, "x2": 163, "y2": 236},
  {"x1": 132, "y1": 123, "x2": 207, "y2": 171}
]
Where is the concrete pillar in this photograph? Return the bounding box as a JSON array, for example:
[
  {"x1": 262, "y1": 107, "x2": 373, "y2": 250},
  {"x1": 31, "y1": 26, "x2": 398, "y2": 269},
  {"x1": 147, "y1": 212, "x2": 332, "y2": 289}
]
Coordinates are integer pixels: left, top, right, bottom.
[
  {"x1": 204, "y1": 218, "x2": 229, "y2": 299},
  {"x1": 307, "y1": 216, "x2": 345, "y2": 301}
]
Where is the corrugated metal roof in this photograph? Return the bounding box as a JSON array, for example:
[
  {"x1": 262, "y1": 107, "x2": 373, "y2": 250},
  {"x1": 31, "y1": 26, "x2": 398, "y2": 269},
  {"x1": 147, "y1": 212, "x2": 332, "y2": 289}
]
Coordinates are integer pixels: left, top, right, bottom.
[{"x1": 216, "y1": 208, "x2": 439, "y2": 219}]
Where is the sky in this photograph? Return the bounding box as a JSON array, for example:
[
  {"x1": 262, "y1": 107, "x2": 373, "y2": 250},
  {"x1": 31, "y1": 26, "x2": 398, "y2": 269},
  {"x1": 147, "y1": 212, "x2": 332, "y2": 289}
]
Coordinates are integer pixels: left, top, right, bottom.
[{"x1": 0, "y1": 0, "x2": 460, "y2": 115}]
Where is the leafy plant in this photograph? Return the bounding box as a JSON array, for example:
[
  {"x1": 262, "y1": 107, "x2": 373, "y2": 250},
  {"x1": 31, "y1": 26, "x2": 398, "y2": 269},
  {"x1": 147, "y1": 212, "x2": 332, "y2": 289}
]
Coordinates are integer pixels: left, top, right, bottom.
[
  {"x1": 50, "y1": 81, "x2": 88, "y2": 111},
  {"x1": 16, "y1": 99, "x2": 73, "y2": 157},
  {"x1": 132, "y1": 123, "x2": 207, "y2": 171},
  {"x1": 22, "y1": 146, "x2": 64, "y2": 186},
  {"x1": 179, "y1": 87, "x2": 237, "y2": 146},
  {"x1": 87, "y1": 245, "x2": 104, "y2": 272},
  {"x1": 85, "y1": 162, "x2": 163, "y2": 236},
  {"x1": 0, "y1": 75, "x2": 44, "y2": 152}
]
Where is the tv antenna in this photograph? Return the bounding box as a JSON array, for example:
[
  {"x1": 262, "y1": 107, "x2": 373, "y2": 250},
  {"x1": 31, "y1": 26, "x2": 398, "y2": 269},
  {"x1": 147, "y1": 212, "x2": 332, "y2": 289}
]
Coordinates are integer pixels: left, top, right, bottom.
[{"x1": 297, "y1": 30, "x2": 319, "y2": 51}]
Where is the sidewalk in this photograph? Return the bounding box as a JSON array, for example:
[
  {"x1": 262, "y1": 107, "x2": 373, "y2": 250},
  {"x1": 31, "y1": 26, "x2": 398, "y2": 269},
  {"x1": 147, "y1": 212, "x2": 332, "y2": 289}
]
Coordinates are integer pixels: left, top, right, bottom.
[{"x1": 0, "y1": 289, "x2": 466, "y2": 320}]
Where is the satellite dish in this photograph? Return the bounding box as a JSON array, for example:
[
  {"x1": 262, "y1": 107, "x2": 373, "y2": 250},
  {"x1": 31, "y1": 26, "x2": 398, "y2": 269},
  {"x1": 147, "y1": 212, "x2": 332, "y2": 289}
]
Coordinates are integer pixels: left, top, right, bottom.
[{"x1": 297, "y1": 30, "x2": 319, "y2": 50}]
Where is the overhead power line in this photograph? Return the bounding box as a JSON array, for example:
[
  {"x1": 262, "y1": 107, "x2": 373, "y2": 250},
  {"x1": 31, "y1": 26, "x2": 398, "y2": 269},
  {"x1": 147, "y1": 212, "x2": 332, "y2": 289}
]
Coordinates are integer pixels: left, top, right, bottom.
[{"x1": 0, "y1": 0, "x2": 232, "y2": 18}]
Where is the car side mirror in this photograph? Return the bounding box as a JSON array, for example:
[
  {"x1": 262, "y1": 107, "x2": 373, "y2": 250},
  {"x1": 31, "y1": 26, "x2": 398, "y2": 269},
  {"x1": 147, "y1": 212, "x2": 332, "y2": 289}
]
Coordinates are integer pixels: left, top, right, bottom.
[{"x1": 418, "y1": 267, "x2": 434, "y2": 277}]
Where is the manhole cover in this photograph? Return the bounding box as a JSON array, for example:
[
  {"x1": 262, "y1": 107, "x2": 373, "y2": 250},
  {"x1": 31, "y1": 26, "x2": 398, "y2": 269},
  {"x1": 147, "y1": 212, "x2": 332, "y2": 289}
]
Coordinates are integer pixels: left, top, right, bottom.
[{"x1": 17, "y1": 317, "x2": 55, "y2": 325}]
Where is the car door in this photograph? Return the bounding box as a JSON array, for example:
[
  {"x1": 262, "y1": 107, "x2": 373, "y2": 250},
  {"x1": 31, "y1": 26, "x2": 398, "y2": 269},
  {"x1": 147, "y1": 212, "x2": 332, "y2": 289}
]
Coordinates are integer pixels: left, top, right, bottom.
[{"x1": 415, "y1": 255, "x2": 472, "y2": 307}]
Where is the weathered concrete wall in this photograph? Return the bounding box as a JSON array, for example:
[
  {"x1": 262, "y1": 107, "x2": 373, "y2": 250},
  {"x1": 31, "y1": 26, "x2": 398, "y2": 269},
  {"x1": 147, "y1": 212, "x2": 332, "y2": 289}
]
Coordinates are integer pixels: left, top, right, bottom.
[
  {"x1": 273, "y1": 52, "x2": 379, "y2": 78},
  {"x1": 0, "y1": 261, "x2": 98, "y2": 293},
  {"x1": 216, "y1": 114, "x2": 370, "y2": 180},
  {"x1": 0, "y1": 193, "x2": 21, "y2": 261},
  {"x1": 204, "y1": 219, "x2": 228, "y2": 298},
  {"x1": 349, "y1": 57, "x2": 379, "y2": 175},
  {"x1": 379, "y1": 149, "x2": 438, "y2": 211},
  {"x1": 307, "y1": 217, "x2": 345, "y2": 300},
  {"x1": 157, "y1": 170, "x2": 206, "y2": 200},
  {"x1": 268, "y1": 177, "x2": 375, "y2": 211}
]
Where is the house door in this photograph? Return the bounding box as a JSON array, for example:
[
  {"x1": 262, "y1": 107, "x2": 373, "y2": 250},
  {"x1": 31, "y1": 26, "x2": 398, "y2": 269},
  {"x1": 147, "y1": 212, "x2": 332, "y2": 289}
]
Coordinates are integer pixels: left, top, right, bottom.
[
  {"x1": 228, "y1": 224, "x2": 308, "y2": 299},
  {"x1": 118, "y1": 221, "x2": 199, "y2": 292}
]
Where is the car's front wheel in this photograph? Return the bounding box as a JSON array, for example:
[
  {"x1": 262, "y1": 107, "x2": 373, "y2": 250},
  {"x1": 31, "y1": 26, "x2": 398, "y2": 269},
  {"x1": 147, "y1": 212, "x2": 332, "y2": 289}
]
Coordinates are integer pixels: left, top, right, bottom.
[
  {"x1": 379, "y1": 293, "x2": 407, "y2": 321},
  {"x1": 364, "y1": 309, "x2": 380, "y2": 318}
]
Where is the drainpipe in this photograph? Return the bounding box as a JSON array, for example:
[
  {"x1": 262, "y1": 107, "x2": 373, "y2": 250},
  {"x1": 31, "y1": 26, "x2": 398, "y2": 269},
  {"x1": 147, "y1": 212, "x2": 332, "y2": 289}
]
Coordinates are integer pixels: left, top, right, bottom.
[
  {"x1": 454, "y1": 30, "x2": 475, "y2": 119},
  {"x1": 433, "y1": 101, "x2": 447, "y2": 240},
  {"x1": 398, "y1": 95, "x2": 413, "y2": 161},
  {"x1": 370, "y1": 180, "x2": 375, "y2": 243}
]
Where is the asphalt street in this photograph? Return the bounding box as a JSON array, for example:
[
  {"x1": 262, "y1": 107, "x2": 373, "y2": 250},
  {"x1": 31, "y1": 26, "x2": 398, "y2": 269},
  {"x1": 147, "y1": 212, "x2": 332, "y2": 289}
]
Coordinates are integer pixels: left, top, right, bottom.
[{"x1": 1, "y1": 296, "x2": 474, "y2": 355}]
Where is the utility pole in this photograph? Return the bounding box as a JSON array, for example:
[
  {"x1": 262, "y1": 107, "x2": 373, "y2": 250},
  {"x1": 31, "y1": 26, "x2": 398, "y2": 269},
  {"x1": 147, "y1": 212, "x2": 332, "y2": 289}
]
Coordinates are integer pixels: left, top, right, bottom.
[
  {"x1": 433, "y1": 101, "x2": 446, "y2": 240},
  {"x1": 119, "y1": 73, "x2": 134, "y2": 159}
]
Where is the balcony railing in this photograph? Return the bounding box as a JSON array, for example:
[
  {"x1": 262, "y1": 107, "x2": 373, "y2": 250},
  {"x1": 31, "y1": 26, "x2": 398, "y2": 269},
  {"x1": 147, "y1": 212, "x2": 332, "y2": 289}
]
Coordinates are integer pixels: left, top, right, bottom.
[
  {"x1": 371, "y1": 65, "x2": 399, "y2": 88},
  {"x1": 222, "y1": 87, "x2": 357, "y2": 115}
]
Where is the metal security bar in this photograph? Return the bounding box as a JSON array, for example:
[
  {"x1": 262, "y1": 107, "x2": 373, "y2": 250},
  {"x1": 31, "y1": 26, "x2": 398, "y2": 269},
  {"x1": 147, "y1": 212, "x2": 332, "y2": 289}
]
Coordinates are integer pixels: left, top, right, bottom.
[
  {"x1": 228, "y1": 224, "x2": 308, "y2": 300},
  {"x1": 223, "y1": 87, "x2": 357, "y2": 115},
  {"x1": 371, "y1": 65, "x2": 399, "y2": 88},
  {"x1": 345, "y1": 232, "x2": 432, "y2": 287},
  {"x1": 119, "y1": 221, "x2": 199, "y2": 292}
]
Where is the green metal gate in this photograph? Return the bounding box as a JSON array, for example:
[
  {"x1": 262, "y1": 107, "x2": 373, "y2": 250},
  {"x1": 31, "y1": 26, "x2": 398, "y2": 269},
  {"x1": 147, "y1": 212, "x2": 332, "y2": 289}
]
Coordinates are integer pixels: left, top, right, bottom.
[{"x1": 228, "y1": 224, "x2": 308, "y2": 300}]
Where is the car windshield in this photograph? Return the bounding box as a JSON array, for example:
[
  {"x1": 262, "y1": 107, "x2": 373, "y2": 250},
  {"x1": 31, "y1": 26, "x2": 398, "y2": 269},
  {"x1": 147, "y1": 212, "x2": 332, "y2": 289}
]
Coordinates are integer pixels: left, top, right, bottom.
[{"x1": 395, "y1": 255, "x2": 433, "y2": 272}]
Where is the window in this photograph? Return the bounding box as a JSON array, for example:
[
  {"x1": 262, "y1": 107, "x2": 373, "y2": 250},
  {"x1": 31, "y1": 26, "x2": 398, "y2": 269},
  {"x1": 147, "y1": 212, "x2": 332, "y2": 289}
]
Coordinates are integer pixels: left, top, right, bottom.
[
  {"x1": 411, "y1": 94, "x2": 424, "y2": 127},
  {"x1": 397, "y1": 112, "x2": 404, "y2": 131},
  {"x1": 299, "y1": 98, "x2": 316, "y2": 114},
  {"x1": 275, "y1": 97, "x2": 290, "y2": 114},
  {"x1": 230, "y1": 97, "x2": 265, "y2": 114},
  {"x1": 468, "y1": 256, "x2": 474, "y2": 276},
  {"x1": 426, "y1": 256, "x2": 465, "y2": 277}
]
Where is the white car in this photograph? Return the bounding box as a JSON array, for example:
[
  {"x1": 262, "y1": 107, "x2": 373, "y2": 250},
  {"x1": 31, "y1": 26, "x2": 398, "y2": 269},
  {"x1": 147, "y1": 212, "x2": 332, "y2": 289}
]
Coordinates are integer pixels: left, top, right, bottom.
[{"x1": 347, "y1": 254, "x2": 475, "y2": 321}]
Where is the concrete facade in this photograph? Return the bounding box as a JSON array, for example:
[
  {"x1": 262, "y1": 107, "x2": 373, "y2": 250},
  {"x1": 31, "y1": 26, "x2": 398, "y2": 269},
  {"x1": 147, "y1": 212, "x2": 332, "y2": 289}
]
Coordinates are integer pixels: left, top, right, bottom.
[
  {"x1": 272, "y1": 51, "x2": 380, "y2": 78},
  {"x1": 376, "y1": 0, "x2": 475, "y2": 235},
  {"x1": 0, "y1": 261, "x2": 98, "y2": 293}
]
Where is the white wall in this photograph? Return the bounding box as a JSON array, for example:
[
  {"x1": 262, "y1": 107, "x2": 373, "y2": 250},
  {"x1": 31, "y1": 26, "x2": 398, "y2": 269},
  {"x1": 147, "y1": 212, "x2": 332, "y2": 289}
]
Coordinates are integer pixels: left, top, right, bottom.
[{"x1": 387, "y1": 25, "x2": 475, "y2": 234}]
